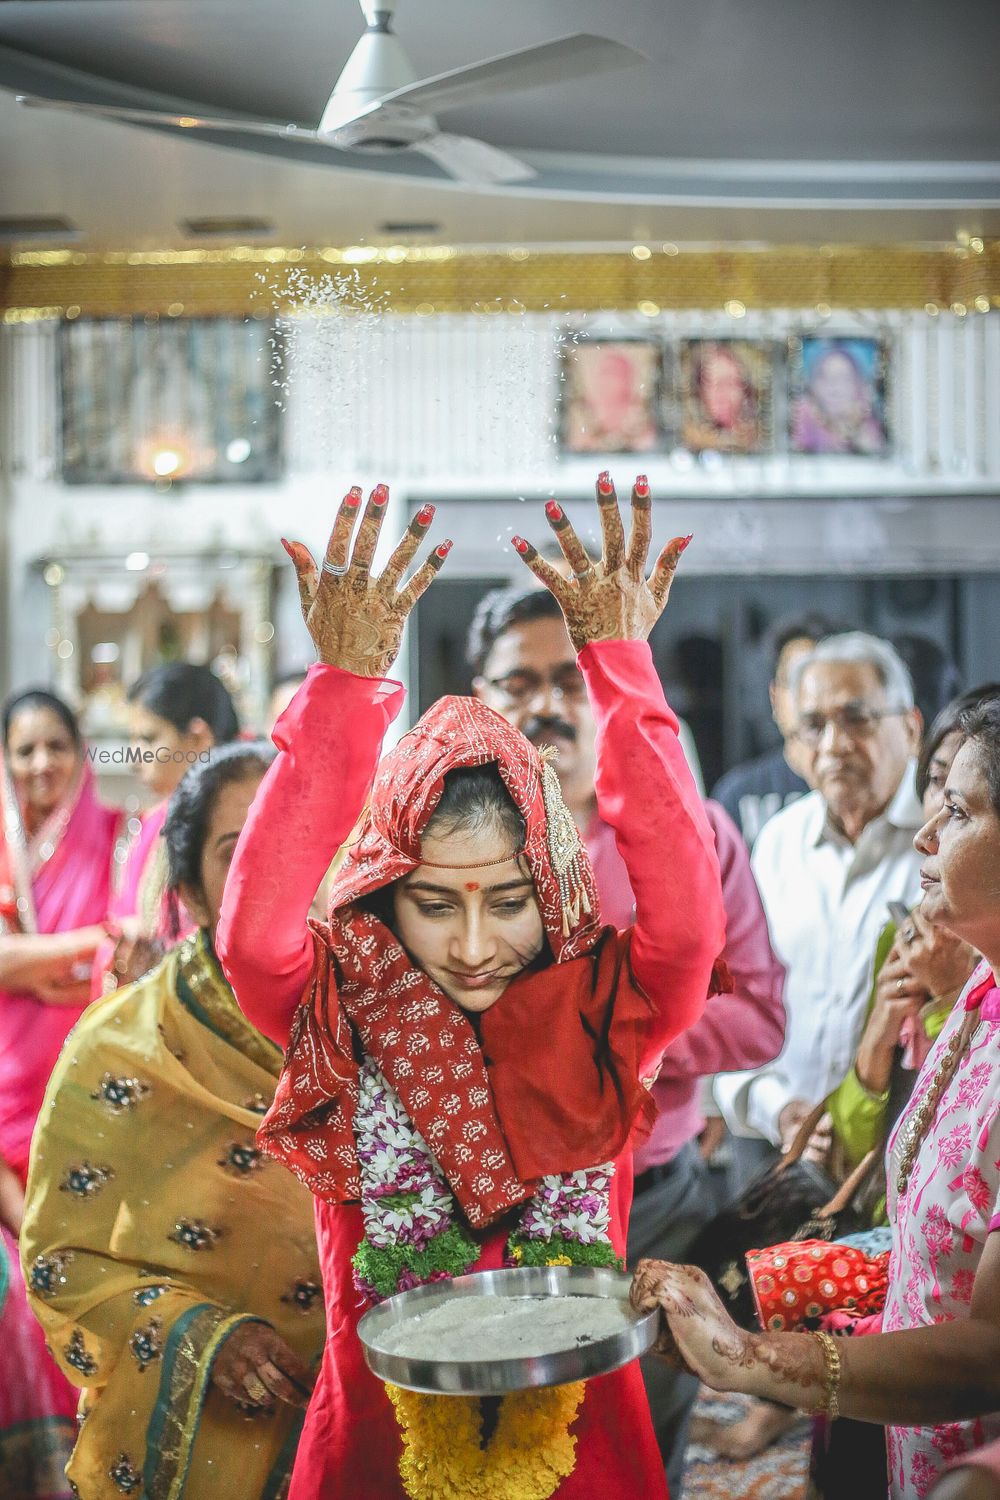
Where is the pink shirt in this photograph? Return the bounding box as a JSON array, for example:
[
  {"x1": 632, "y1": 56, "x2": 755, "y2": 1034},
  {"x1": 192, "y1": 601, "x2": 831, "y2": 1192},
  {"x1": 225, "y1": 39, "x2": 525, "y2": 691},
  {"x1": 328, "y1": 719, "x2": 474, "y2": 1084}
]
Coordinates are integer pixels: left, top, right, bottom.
[{"x1": 588, "y1": 800, "x2": 786, "y2": 1171}]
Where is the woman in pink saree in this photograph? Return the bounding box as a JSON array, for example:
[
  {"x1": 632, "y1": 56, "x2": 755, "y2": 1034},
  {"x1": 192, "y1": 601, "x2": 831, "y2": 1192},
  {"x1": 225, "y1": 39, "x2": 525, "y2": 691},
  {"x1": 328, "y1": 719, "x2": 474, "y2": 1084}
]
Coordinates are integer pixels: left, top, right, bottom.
[
  {"x1": 92, "y1": 663, "x2": 240, "y2": 996},
  {"x1": 0, "y1": 687, "x2": 122, "y2": 1498}
]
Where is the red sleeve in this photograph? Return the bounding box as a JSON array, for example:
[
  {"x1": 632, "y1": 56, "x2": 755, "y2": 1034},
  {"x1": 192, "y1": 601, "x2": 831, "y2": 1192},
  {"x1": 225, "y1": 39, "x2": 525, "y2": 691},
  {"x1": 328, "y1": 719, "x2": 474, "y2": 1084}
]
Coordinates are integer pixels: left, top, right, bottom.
[
  {"x1": 578, "y1": 639, "x2": 726, "y2": 1071},
  {"x1": 215, "y1": 663, "x2": 405, "y2": 1046},
  {"x1": 656, "y1": 800, "x2": 786, "y2": 1081}
]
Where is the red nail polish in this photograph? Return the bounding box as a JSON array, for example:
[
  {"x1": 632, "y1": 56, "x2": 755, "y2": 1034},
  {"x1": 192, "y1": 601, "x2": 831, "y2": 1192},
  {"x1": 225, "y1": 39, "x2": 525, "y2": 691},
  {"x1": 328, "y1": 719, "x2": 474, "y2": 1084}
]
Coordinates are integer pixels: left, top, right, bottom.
[
  {"x1": 678, "y1": 534, "x2": 693, "y2": 552},
  {"x1": 280, "y1": 537, "x2": 295, "y2": 558},
  {"x1": 512, "y1": 536, "x2": 529, "y2": 555},
  {"x1": 372, "y1": 485, "x2": 388, "y2": 508},
  {"x1": 344, "y1": 488, "x2": 361, "y2": 508},
  {"x1": 545, "y1": 500, "x2": 563, "y2": 522},
  {"x1": 635, "y1": 475, "x2": 649, "y2": 496},
  {"x1": 415, "y1": 504, "x2": 434, "y2": 526},
  {"x1": 598, "y1": 471, "x2": 613, "y2": 495},
  {"x1": 434, "y1": 540, "x2": 452, "y2": 559}
]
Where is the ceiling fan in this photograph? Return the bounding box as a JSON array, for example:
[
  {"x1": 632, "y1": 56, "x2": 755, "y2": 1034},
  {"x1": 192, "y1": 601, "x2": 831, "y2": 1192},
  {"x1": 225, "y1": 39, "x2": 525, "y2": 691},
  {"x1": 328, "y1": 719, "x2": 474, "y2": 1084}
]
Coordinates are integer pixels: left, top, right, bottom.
[{"x1": 16, "y1": 0, "x2": 645, "y2": 186}]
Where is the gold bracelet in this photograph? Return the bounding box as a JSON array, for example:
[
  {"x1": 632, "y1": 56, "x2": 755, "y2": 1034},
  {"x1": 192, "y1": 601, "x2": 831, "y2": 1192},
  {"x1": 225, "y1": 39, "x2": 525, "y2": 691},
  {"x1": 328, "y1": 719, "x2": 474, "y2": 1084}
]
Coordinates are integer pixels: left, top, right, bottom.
[{"x1": 811, "y1": 1330, "x2": 842, "y2": 1421}]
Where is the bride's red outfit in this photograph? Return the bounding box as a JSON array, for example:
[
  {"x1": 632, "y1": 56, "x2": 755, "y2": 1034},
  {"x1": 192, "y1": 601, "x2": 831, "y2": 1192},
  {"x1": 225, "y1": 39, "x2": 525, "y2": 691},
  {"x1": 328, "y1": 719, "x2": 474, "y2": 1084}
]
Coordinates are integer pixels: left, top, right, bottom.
[{"x1": 218, "y1": 639, "x2": 725, "y2": 1500}]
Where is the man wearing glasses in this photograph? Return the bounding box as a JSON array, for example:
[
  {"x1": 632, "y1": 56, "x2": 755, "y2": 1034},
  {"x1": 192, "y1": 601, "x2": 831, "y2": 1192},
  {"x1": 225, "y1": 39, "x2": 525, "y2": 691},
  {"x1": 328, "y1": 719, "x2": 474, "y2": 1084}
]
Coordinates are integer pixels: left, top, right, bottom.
[
  {"x1": 468, "y1": 587, "x2": 704, "y2": 866},
  {"x1": 715, "y1": 631, "x2": 925, "y2": 1161}
]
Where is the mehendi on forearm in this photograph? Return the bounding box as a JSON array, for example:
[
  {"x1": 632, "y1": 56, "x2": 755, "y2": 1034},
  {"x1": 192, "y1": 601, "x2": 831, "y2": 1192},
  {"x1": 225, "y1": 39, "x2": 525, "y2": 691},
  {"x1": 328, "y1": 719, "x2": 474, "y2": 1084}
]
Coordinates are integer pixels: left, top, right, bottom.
[
  {"x1": 741, "y1": 1332, "x2": 826, "y2": 1406},
  {"x1": 711, "y1": 1329, "x2": 759, "y2": 1375}
]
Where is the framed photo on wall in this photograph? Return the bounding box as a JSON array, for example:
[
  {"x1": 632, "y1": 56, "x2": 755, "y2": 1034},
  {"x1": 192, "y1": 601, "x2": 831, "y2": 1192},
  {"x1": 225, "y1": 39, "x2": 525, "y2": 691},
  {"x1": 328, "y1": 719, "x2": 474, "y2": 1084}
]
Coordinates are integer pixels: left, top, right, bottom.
[
  {"x1": 788, "y1": 335, "x2": 890, "y2": 456},
  {"x1": 558, "y1": 337, "x2": 663, "y2": 454},
  {"x1": 677, "y1": 338, "x2": 774, "y2": 454},
  {"x1": 59, "y1": 316, "x2": 283, "y2": 484}
]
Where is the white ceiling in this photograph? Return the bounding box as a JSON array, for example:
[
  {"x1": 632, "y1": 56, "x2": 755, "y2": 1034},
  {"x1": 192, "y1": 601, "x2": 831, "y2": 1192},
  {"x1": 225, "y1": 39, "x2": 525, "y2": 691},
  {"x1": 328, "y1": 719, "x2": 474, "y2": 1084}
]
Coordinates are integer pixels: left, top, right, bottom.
[{"x1": 1, "y1": 0, "x2": 999, "y2": 250}]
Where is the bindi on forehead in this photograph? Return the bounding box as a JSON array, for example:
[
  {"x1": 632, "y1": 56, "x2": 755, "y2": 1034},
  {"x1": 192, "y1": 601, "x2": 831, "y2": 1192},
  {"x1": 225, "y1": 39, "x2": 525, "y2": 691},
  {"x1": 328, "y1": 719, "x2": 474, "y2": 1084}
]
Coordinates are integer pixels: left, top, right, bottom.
[{"x1": 464, "y1": 881, "x2": 480, "y2": 892}]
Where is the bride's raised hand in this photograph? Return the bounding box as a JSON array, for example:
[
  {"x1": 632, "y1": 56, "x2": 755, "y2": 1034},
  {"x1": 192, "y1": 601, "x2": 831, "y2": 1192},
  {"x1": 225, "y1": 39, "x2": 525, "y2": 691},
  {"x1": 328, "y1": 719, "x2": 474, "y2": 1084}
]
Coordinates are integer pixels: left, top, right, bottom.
[
  {"x1": 281, "y1": 485, "x2": 451, "y2": 678},
  {"x1": 511, "y1": 472, "x2": 691, "y2": 651}
]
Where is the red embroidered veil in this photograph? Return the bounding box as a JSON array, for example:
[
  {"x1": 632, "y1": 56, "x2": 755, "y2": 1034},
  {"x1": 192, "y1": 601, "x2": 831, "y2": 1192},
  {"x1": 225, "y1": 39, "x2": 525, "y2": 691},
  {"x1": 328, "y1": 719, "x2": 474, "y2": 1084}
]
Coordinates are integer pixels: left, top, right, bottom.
[{"x1": 258, "y1": 694, "x2": 666, "y2": 1228}]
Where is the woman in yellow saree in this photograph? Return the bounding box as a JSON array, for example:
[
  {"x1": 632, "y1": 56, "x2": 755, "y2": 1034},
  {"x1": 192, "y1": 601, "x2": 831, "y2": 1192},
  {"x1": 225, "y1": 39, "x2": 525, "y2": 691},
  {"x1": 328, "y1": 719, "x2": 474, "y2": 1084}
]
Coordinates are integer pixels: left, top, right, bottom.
[{"x1": 20, "y1": 743, "x2": 325, "y2": 1500}]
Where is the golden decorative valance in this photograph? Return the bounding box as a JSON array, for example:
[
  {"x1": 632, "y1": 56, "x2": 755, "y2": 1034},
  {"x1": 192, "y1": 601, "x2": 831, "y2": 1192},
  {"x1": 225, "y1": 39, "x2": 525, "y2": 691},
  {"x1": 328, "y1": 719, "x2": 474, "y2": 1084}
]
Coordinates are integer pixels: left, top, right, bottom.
[{"x1": 2, "y1": 241, "x2": 998, "y2": 321}]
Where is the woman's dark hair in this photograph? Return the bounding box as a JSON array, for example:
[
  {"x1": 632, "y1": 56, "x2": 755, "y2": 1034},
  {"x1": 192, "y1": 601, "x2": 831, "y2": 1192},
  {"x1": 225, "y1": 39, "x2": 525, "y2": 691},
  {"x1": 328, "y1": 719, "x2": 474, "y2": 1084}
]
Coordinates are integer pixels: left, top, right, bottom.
[
  {"x1": 2, "y1": 688, "x2": 81, "y2": 750},
  {"x1": 127, "y1": 663, "x2": 239, "y2": 743},
  {"x1": 426, "y1": 763, "x2": 526, "y2": 847},
  {"x1": 162, "y1": 741, "x2": 275, "y2": 934},
  {"x1": 957, "y1": 696, "x2": 1000, "y2": 821},
  {"x1": 916, "y1": 683, "x2": 1000, "y2": 802},
  {"x1": 360, "y1": 763, "x2": 527, "y2": 929}
]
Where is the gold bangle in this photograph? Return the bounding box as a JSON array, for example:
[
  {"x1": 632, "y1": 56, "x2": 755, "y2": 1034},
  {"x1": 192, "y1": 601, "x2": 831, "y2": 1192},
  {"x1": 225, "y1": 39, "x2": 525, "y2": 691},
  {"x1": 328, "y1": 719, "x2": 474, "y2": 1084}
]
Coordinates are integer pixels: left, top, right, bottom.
[{"x1": 811, "y1": 1330, "x2": 842, "y2": 1421}]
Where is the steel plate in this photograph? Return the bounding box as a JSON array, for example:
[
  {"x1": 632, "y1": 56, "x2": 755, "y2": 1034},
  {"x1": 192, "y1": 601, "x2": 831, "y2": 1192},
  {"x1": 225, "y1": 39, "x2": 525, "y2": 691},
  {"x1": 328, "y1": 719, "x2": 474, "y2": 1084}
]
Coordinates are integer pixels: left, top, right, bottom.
[{"x1": 357, "y1": 1264, "x2": 658, "y2": 1395}]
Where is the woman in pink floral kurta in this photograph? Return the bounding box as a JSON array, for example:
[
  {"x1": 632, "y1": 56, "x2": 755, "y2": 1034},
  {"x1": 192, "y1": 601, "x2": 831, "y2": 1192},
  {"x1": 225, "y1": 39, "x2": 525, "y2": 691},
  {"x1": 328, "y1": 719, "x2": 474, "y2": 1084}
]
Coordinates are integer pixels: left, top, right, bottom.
[
  {"x1": 631, "y1": 693, "x2": 1000, "y2": 1500},
  {"x1": 882, "y1": 962, "x2": 1000, "y2": 1495}
]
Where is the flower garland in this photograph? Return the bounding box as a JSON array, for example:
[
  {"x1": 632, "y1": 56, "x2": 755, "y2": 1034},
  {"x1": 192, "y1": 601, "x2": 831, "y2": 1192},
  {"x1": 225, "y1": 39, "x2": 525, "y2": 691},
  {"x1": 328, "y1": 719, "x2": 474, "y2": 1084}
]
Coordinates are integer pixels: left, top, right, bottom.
[
  {"x1": 351, "y1": 1060, "x2": 620, "y2": 1500},
  {"x1": 509, "y1": 1165, "x2": 616, "y2": 1270},
  {"x1": 351, "y1": 1062, "x2": 620, "y2": 1303},
  {"x1": 386, "y1": 1381, "x2": 585, "y2": 1500},
  {"x1": 352, "y1": 1061, "x2": 480, "y2": 1302}
]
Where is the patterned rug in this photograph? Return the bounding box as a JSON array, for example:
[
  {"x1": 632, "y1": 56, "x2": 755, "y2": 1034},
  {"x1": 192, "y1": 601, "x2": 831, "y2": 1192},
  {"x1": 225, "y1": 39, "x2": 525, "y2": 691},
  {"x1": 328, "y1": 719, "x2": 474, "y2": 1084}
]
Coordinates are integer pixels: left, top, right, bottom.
[{"x1": 682, "y1": 1389, "x2": 811, "y2": 1500}]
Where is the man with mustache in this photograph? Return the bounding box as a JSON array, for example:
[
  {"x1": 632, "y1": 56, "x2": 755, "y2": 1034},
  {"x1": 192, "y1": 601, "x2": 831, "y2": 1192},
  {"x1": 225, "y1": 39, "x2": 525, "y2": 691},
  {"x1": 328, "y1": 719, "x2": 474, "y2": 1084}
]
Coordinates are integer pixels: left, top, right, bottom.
[{"x1": 469, "y1": 584, "x2": 785, "y2": 1495}]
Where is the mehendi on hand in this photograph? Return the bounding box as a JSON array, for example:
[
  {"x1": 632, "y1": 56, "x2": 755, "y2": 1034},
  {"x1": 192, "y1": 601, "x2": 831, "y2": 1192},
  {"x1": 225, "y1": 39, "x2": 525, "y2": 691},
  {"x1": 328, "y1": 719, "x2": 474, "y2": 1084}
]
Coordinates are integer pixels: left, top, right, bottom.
[
  {"x1": 511, "y1": 473, "x2": 691, "y2": 652},
  {"x1": 281, "y1": 488, "x2": 451, "y2": 677}
]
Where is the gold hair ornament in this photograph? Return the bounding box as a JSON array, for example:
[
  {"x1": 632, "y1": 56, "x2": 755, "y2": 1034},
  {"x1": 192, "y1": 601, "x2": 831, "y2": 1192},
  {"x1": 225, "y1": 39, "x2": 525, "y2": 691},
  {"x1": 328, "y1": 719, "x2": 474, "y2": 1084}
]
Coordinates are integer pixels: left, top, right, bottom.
[{"x1": 539, "y1": 747, "x2": 592, "y2": 937}]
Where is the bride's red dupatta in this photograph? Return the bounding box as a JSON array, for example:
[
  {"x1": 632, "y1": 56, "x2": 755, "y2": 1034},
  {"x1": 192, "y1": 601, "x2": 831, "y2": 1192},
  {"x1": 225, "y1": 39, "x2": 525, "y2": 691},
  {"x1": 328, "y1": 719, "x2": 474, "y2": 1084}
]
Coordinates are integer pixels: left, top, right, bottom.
[{"x1": 259, "y1": 694, "x2": 664, "y2": 1226}]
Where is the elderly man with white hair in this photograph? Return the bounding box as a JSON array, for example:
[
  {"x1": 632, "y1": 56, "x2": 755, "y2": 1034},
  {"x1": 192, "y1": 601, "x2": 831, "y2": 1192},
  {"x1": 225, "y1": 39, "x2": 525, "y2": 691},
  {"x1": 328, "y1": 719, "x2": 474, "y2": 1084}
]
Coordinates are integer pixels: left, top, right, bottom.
[{"x1": 715, "y1": 631, "x2": 925, "y2": 1157}]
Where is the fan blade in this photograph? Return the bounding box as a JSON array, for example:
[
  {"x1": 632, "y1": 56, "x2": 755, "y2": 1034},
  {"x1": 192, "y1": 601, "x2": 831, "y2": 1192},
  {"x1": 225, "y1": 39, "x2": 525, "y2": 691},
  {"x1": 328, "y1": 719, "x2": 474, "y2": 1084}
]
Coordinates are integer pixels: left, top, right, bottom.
[
  {"x1": 377, "y1": 33, "x2": 644, "y2": 116},
  {"x1": 414, "y1": 133, "x2": 536, "y2": 185},
  {"x1": 15, "y1": 94, "x2": 318, "y2": 141}
]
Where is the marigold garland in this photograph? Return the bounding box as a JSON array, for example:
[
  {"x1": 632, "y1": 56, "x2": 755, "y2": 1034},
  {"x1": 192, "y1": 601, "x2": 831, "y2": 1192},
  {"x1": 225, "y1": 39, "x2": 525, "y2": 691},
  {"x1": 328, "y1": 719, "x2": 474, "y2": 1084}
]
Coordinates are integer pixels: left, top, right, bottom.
[{"x1": 386, "y1": 1381, "x2": 586, "y2": 1500}]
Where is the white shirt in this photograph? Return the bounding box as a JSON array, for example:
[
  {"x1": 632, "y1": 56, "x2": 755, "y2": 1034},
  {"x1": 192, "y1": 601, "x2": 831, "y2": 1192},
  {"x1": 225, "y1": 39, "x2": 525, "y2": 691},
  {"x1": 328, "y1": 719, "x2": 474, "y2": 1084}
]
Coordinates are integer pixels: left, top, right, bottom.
[
  {"x1": 676, "y1": 717, "x2": 705, "y2": 797},
  {"x1": 714, "y1": 762, "x2": 925, "y2": 1145}
]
